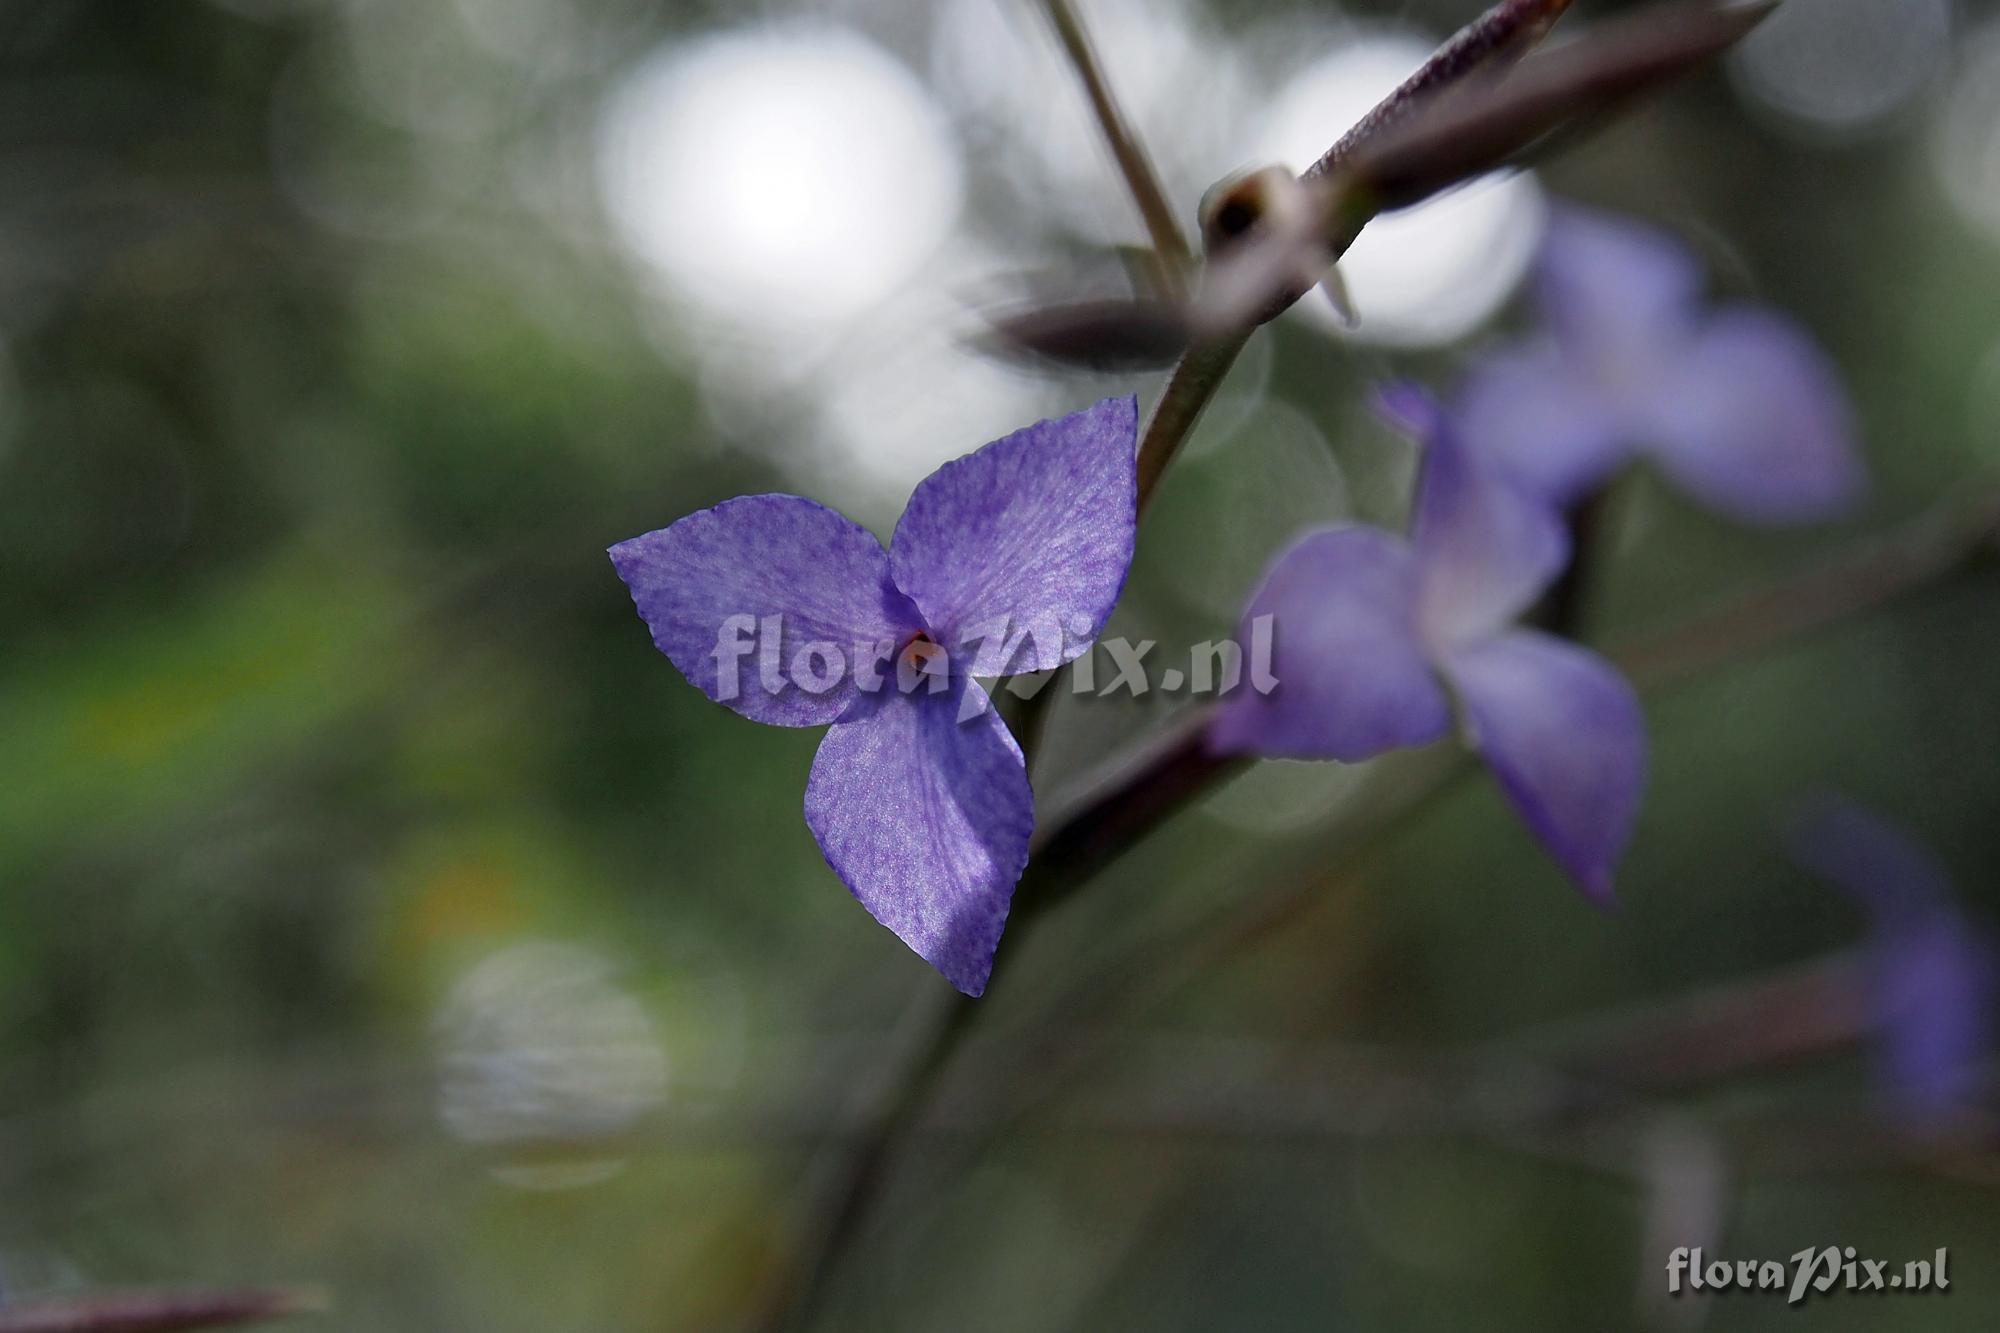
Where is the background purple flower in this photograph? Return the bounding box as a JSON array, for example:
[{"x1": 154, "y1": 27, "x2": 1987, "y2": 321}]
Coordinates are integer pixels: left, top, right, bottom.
[
  {"x1": 1209, "y1": 385, "x2": 1646, "y2": 901},
  {"x1": 610, "y1": 397, "x2": 1138, "y2": 994},
  {"x1": 1789, "y1": 795, "x2": 1996, "y2": 1122},
  {"x1": 1455, "y1": 204, "x2": 1864, "y2": 523}
]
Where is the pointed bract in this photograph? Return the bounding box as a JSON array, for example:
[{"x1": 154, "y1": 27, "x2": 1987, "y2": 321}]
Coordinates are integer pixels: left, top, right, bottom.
[{"x1": 890, "y1": 396, "x2": 1139, "y2": 677}]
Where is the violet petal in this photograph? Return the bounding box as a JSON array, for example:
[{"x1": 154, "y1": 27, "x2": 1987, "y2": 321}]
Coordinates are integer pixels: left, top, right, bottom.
[
  {"x1": 1788, "y1": 797, "x2": 1994, "y2": 1118},
  {"x1": 1443, "y1": 628, "x2": 1645, "y2": 902},
  {"x1": 1874, "y1": 913, "x2": 1995, "y2": 1119},
  {"x1": 1455, "y1": 341, "x2": 1627, "y2": 507},
  {"x1": 1638, "y1": 306, "x2": 1865, "y2": 524},
  {"x1": 803, "y1": 679, "x2": 1033, "y2": 996},
  {"x1": 1536, "y1": 205, "x2": 1701, "y2": 377},
  {"x1": 1207, "y1": 525, "x2": 1453, "y2": 762},
  {"x1": 1399, "y1": 387, "x2": 1571, "y2": 649},
  {"x1": 610, "y1": 495, "x2": 921, "y2": 728}
]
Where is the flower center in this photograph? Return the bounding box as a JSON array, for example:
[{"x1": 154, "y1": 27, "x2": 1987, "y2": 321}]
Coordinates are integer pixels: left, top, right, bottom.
[{"x1": 896, "y1": 630, "x2": 948, "y2": 681}]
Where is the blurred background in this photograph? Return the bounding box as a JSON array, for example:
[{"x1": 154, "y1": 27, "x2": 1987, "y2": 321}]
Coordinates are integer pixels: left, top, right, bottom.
[{"x1": 3, "y1": 0, "x2": 1999, "y2": 1327}]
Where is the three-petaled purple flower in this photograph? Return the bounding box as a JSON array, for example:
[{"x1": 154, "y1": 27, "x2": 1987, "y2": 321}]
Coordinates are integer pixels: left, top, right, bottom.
[
  {"x1": 1209, "y1": 385, "x2": 1646, "y2": 900},
  {"x1": 1790, "y1": 795, "x2": 1995, "y2": 1122},
  {"x1": 1456, "y1": 205, "x2": 1864, "y2": 523},
  {"x1": 610, "y1": 398, "x2": 1139, "y2": 996}
]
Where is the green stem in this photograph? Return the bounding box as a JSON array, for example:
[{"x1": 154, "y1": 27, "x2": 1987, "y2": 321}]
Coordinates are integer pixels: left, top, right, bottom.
[{"x1": 1135, "y1": 332, "x2": 1251, "y2": 511}]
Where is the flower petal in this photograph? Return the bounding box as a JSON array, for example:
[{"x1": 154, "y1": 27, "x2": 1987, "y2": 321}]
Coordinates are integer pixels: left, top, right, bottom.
[
  {"x1": 1636, "y1": 307, "x2": 1864, "y2": 524},
  {"x1": 1454, "y1": 342, "x2": 1627, "y2": 506},
  {"x1": 1786, "y1": 794, "x2": 1955, "y2": 917},
  {"x1": 1874, "y1": 914, "x2": 1995, "y2": 1119},
  {"x1": 804, "y1": 679, "x2": 1033, "y2": 996},
  {"x1": 1787, "y1": 796, "x2": 1994, "y2": 1118},
  {"x1": 610, "y1": 495, "x2": 920, "y2": 728},
  {"x1": 1397, "y1": 387, "x2": 1570, "y2": 649},
  {"x1": 888, "y1": 397, "x2": 1138, "y2": 676},
  {"x1": 1536, "y1": 205, "x2": 1701, "y2": 379},
  {"x1": 1207, "y1": 526, "x2": 1452, "y2": 763},
  {"x1": 1443, "y1": 629, "x2": 1645, "y2": 902}
]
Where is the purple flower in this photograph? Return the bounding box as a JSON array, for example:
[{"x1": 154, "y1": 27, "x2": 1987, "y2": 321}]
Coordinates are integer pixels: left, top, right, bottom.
[
  {"x1": 1789, "y1": 795, "x2": 1995, "y2": 1121},
  {"x1": 1456, "y1": 205, "x2": 1864, "y2": 523},
  {"x1": 1208, "y1": 385, "x2": 1646, "y2": 901},
  {"x1": 610, "y1": 398, "x2": 1139, "y2": 995}
]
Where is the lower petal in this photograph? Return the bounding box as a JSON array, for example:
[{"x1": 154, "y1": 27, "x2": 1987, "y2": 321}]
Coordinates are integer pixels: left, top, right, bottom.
[
  {"x1": 1443, "y1": 629, "x2": 1645, "y2": 902},
  {"x1": 1639, "y1": 308, "x2": 1864, "y2": 524},
  {"x1": 803, "y1": 680, "x2": 1033, "y2": 996},
  {"x1": 1207, "y1": 526, "x2": 1453, "y2": 763}
]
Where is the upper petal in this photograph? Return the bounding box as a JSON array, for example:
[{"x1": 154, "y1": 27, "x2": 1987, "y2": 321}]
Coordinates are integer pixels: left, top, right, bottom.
[
  {"x1": 1454, "y1": 342, "x2": 1628, "y2": 507},
  {"x1": 888, "y1": 397, "x2": 1138, "y2": 676},
  {"x1": 610, "y1": 495, "x2": 920, "y2": 728},
  {"x1": 1787, "y1": 796, "x2": 1994, "y2": 1118},
  {"x1": 1397, "y1": 386, "x2": 1571, "y2": 649},
  {"x1": 1635, "y1": 307, "x2": 1865, "y2": 524},
  {"x1": 1536, "y1": 205, "x2": 1702, "y2": 381},
  {"x1": 1873, "y1": 913, "x2": 1996, "y2": 1120},
  {"x1": 1442, "y1": 629, "x2": 1646, "y2": 903},
  {"x1": 804, "y1": 679, "x2": 1033, "y2": 996},
  {"x1": 1207, "y1": 525, "x2": 1453, "y2": 763}
]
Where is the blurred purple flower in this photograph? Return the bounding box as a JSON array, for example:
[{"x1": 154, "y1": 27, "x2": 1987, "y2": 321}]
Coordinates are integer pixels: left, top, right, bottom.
[
  {"x1": 610, "y1": 398, "x2": 1139, "y2": 995},
  {"x1": 1209, "y1": 385, "x2": 1645, "y2": 901},
  {"x1": 1456, "y1": 205, "x2": 1864, "y2": 523},
  {"x1": 1789, "y1": 795, "x2": 1995, "y2": 1120}
]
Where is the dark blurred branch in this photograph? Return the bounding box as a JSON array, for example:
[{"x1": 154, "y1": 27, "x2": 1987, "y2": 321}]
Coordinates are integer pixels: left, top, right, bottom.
[
  {"x1": 1611, "y1": 487, "x2": 2000, "y2": 690},
  {"x1": 0, "y1": 1289, "x2": 321, "y2": 1333}
]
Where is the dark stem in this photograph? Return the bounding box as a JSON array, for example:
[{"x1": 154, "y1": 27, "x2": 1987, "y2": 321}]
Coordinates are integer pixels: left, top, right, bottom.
[{"x1": 1533, "y1": 486, "x2": 1611, "y2": 638}]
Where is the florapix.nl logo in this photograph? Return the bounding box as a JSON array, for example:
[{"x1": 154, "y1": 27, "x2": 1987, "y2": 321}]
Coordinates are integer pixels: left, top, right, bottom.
[{"x1": 710, "y1": 612, "x2": 1278, "y2": 721}]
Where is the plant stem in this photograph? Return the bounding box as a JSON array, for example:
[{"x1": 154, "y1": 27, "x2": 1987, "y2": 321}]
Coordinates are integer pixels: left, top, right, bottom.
[
  {"x1": 1134, "y1": 332, "x2": 1251, "y2": 511},
  {"x1": 1612, "y1": 488, "x2": 2000, "y2": 690},
  {"x1": 1040, "y1": 0, "x2": 1195, "y2": 286},
  {"x1": 750, "y1": 987, "x2": 974, "y2": 1331}
]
